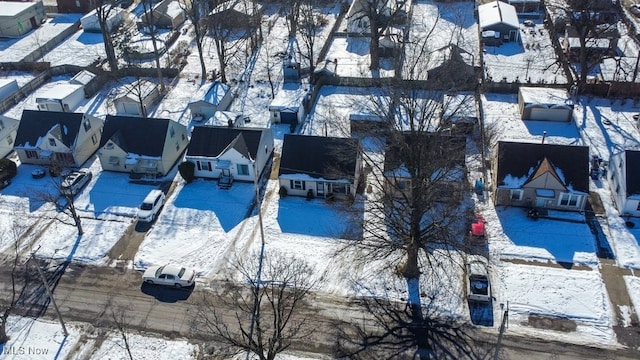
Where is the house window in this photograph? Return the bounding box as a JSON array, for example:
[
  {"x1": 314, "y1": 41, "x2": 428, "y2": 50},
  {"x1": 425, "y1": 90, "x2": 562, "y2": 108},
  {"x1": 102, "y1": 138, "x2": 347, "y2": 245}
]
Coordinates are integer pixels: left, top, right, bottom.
[
  {"x1": 91, "y1": 134, "x2": 98, "y2": 145},
  {"x1": 6, "y1": 135, "x2": 13, "y2": 146},
  {"x1": 197, "y1": 161, "x2": 211, "y2": 171},
  {"x1": 510, "y1": 189, "x2": 523, "y2": 201},
  {"x1": 48, "y1": 138, "x2": 56, "y2": 147},
  {"x1": 397, "y1": 180, "x2": 409, "y2": 190},
  {"x1": 237, "y1": 164, "x2": 249, "y2": 176},
  {"x1": 176, "y1": 142, "x2": 179, "y2": 151},
  {"x1": 26, "y1": 150, "x2": 38, "y2": 159},
  {"x1": 332, "y1": 183, "x2": 348, "y2": 195},
  {"x1": 170, "y1": 127, "x2": 175, "y2": 138},
  {"x1": 291, "y1": 180, "x2": 305, "y2": 190},
  {"x1": 559, "y1": 193, "x2": 580, "y2": 207},
  {"x1": 108, "y1": 156, "x2": 120, "y2": 165},
  {"x1": 636, "y1": 202, "x2": 640, "y2": 211},
  {"x1": 181, "y1": 133, "x2": 186, "y2": 141},
  {"x1": 84, "y1": 119, "x2": 91, "y2": 131}
]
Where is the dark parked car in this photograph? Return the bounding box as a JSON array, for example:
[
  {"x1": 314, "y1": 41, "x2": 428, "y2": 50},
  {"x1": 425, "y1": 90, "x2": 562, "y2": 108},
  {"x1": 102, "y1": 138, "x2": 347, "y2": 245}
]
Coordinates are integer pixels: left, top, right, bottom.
[{"x1": 0, "y1": 159, "x2": 17, "y2": 189}]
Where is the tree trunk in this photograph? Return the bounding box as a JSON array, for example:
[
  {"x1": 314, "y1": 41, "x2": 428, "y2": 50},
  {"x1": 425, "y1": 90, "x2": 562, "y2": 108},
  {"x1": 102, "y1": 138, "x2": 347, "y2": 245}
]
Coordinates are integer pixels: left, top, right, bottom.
[
  {"x1": 102, "y1": 29, "x2": 119, "y2": 71},
  {"x1": 0, "y1": 311, "x2": 10, "y2": 344},
  {"x1": 369, "y1": 27, "x2": 380, "y2": 71},
  {"x1": 195, "y1": 31, "x2": 207, "y2": 81}
]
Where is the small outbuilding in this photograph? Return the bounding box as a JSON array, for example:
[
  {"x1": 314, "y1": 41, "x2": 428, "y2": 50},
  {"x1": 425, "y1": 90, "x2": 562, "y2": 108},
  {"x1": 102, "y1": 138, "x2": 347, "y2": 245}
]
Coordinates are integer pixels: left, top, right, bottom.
[
  {"x1": 608, "y1": 150, "x2": 640, "y2": 217},
  {"x1": 34, "y1": 81, "x2": 86, "y2": 113},
  {"x1": 114, "y1": 79, "x2": 161, "y2": 117},
  {"x1": 518, "y1": 87, "x2": 574, "y2": 122},
  {"x1": 188, "y1": 81, "x2": 233, "y2": 121},
  {"x1": 478, "y1": 0, "x2": 520, "y2": 45},
  {"x1": 80, "y1": 6, "x2": 125, "y2": 33},
  {"x1": 141, "y1": 0, "x2": 186, "y2": 30},
  {"x1": 0, "y1": 115, "x2": 19, "y2": 159},
  {"x1": 0, "y1": 79, "x2": 19, "y2": 103},
  {"x1": 268, "y1": 84, "x2": 307, "y2": 125},
  {"x1": 0, "y1": 1, "x2": 46, "y2": 38}
]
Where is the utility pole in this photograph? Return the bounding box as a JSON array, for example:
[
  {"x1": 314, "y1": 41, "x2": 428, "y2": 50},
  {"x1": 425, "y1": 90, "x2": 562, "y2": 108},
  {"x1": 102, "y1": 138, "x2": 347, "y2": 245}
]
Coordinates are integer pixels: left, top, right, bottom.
[
  {"x1": 246, "y1": 159, "x2": 266, "y2": 360},
  {"x1": 30, "y1": 252, "x2": 68, "y2": 337},
  {"x1": 493, "y1": 302, "x2": 509, "y2": 360}
]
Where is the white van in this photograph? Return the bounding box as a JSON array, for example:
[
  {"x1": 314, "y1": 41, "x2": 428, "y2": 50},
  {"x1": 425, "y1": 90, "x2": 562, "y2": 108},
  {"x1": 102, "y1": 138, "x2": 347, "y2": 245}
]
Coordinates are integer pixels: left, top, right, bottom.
[{"x1": 136, "y1": 189, "x2": 166, "y2": 223}]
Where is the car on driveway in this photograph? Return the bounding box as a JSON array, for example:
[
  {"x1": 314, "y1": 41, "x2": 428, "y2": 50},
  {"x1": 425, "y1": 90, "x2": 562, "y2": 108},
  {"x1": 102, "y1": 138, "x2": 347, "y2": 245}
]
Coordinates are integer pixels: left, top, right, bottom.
[
  {"x1": 136, "y1": 189, "x2": 166, "y2": 223},
  {"x1": 142, "y1": 264, "x2": 196, "y2": 288},
  {"x1": 467, "y1": 256, "x2": 492, "y2": 302},
  {"x1": 60, "y1": 169, "x2": 92, "y2": 196}
]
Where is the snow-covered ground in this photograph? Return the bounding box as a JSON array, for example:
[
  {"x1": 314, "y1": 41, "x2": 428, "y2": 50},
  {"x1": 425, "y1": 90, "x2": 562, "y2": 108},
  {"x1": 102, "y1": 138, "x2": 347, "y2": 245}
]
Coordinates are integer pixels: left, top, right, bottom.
[{"x1": 2, "y1": 0, "x2": 640, "y2": 356}]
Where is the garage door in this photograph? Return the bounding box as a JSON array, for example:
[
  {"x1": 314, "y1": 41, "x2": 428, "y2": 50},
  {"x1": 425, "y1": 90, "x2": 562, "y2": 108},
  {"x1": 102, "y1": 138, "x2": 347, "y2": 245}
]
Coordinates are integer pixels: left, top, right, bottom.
[
  {"x1": 529, "y1": 107, "x2": 571, "y2": 122},
  {"x1": 280, "y1": 111, "x2": 298, "y2": 124}
]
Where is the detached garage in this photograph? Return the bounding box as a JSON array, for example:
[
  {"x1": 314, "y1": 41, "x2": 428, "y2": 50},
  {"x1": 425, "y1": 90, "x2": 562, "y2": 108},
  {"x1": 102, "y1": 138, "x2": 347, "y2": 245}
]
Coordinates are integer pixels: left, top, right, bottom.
[
  {"x1": 518, "y1": 87, "x2": 574, "y2": 122},
  {"x1": 0, "y1": 1, "x2": 46, "y2": 38},
  {"x1": 478, "y1": 0, "x2": 520, "y2": 45},
  {"x1": 268, "y1": 85, "x2": 307, "y2": 125}
]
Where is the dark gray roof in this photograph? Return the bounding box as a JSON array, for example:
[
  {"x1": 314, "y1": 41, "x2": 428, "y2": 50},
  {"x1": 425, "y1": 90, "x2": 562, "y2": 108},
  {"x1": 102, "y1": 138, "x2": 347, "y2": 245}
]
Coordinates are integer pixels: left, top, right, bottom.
[
  {"x1": 16, "y1": 110, "x2": 84, "y2": 148},
  {"x1": 187, "y1": 126, "x2": 265, "y2": 159},
  {"x1": 278, "y1": 134, "x2": 359, "y2": 180},
  {"x1": 625, "y1": 150, "x2": 640, "y2": 196},
  {"x1": 496, "y1": 141, "x2": 589, "y2": 193},
  {"x1": 384, "y1": 133, "x2": 466, "y2": 174},
  {"x1": 102, "y1": 115, "x2": 170, "y2": 157}
]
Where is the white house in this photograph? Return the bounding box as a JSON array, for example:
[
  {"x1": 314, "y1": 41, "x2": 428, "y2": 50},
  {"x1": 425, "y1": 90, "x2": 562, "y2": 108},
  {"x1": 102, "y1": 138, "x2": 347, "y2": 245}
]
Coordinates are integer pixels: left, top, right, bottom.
[
  {"x1": 518, "y1": 87, "x2": 574, "y2": 122},
  {"x1": 608, "y1": 150, "x2": 640, "y2": 217},
  {"x1": 268, "y1": 84, "x2": 307, "y2": 125},
  {"x1": 98, "y1": 115, "x2": 188, "y2": 178},
  {"x1": 14, "y1": 110, "x2": 103, "y2": 167},
  {"x1": 188, "y1": 81, "x2": 233, "y2": 121},
  {"x1": 185, "y1": 126, "x2": 274, "y2": 183},
  {"x1": 80, "y1": 6, "x2": 125, "y2": 33},
  {"x1": 0, "y1": 78, "x2": 19, "y2": 103},
  {"x1": 0, "y1": 115, "x2": 19, "y2": 158},
  {"x1": 114, "y1": 79, "x2": 161, "y2": 117},
  {"x1": 34, "y1": 81, "x2": 86, "y2": 112}
]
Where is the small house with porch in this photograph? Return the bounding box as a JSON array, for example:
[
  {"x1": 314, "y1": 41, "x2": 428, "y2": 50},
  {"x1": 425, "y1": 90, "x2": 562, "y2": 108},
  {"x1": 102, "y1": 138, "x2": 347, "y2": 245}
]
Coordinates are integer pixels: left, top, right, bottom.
[
  {"x1": 98, "y1": 115, "x2": 188, "y2": 178},
  {"x1": 278, "y1": 134, "x2": 361, "y2": 199},
  {"x1": 384, "y1": 133, "x2": 467, "y2": 201},
  {"x1": 14, "y1": 110, "x2": 103, "y2": 167},
  {"x1": 185, "y1": 126, "x2": 274, "y2": 184},
  {"x1": 478, "y1": 0, "x2": 520, "y2": 46},
  {"x1": 492, "y1": 141, "x2": 589, "y2": 211}
]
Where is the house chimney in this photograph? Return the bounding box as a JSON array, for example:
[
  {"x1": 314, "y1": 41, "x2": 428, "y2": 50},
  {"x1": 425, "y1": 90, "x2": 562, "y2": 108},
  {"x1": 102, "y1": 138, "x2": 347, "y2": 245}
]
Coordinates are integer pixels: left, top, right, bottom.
[{"x1": 541, "y1": 131, "x2": 546, "y2": 144}]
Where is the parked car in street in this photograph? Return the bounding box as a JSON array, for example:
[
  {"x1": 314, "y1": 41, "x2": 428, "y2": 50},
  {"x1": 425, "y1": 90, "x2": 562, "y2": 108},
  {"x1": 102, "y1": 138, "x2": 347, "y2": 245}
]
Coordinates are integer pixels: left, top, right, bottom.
[
  {"x1": 60, "y1": 169, "x2": 92, "y2": 196},
  {"x1": 467, "y1": 256, "x2": 492, "y2": 302},
  {"x1": 0, "y1": 159, "x2": 17, "y2": 190},
  {"x1": 136, "y1": 189, "x2": 166, "y2": 223},
  {"x1": 142, "y1": 264, "x2": 196, "y2": 288}
]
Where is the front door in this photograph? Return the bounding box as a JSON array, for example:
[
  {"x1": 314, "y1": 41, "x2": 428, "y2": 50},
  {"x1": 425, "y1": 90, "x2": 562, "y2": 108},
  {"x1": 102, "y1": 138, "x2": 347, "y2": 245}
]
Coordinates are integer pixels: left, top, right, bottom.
[
  {"x1": 316, "y1": 182, "x2": 324, "y2": 197},
  {"x1": 535, "y1": 198, "x2": 547, "y2": 208}
]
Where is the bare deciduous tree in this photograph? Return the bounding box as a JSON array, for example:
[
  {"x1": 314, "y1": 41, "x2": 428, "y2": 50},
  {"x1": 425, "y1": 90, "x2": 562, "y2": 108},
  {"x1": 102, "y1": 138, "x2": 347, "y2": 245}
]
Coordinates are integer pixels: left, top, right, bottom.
[
  {"x1": 297, "y1": 1, "x2": 325, "y2": 79},
  {"x1": 0, "y1": 221, "x2": 28, "y2": 344},
  {"x1": 179, "y1": 0, "x2": 210, "y2": 81},
  {"x1": 140, "y1": 0, "x2": 166, "y2": 92},
  {"x1": 196, "y1": 251, "x2": 317, "y2": 360},
  {"x1": 92, "y1": 0, "x2": 121, "y2": 71}
]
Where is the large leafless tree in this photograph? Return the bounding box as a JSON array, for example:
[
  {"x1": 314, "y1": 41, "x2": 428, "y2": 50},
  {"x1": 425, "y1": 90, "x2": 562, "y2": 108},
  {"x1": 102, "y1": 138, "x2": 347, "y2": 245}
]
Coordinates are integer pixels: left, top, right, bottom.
[
  {"x1": 179, "y1": 0, "x2": 210, "y2": 81},
  {"x1": 297, "y1": 1, "x2": 325, "y2": 79},
  {"x1": 92, "y1": 0, "x2": 121, "y2": 70},
  {"x1": 140, "y1": 0, "x2": 166, "y2": 92},
  {"x1": 0, "y1": 221, "x2": 28, "y2": 343},
  {"x1": 196, "y1": 251, "x2": 317, "y2": 360}
]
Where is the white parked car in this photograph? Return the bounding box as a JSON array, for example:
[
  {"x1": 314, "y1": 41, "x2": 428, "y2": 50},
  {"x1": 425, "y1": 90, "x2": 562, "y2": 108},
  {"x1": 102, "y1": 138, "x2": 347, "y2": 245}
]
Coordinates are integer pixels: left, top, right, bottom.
[
  {"x1": 60, "y1": 169, "x2": 92, "y2": 196},
  {"x1": 136, "y1": 189, "x2": 165, "y2": 223},
  {"x1": 142, "y1": 264, "x2": 196, "y2": 288},
  {"x1": 467, "y1": 257, "x2": 492, "y2": 302}
]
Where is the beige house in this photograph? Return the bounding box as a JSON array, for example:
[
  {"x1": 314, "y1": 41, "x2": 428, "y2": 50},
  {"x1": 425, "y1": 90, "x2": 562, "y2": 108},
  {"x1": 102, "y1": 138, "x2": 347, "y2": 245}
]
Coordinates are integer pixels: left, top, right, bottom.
[
  {"x1": 14, "y1": 110, "x2": 103, "y2": 167},
  {"x1": 98, "y1": 115, "x2": 188, "y2": 179}
]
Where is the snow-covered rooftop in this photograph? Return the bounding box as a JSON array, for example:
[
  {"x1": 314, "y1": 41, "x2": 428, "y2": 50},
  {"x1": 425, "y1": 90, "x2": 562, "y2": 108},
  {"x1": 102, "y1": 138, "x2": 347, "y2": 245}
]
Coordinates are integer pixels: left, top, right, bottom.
[
  {"x1": 519, "y1": 86, "x2": 572, "y2": 106},
  {"x1": 478, "y1": 0, "x2": 519, "y2": 29},
  {"x1": 0, "y1": 1, "x2": 37, "y2": 17},
  {"x1": 34, "y1": 81, "x2": 83, "y2": 101}
]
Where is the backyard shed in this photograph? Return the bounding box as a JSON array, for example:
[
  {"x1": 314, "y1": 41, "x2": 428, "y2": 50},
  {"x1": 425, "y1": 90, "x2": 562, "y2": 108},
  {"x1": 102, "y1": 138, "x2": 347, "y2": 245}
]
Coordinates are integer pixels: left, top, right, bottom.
[
  {"x1": 188, "y1": 81, "x2": 232, "y2": 121},
  {"x1": 114, "y1": 80, "x2": 161, "y2": 117},
  {"x1": 518, "y1": 87, "x2": 574, "y2": 122},
  {"x1": 0, "y1": 79, "x2": 19, "y2": 103},
  {"x1": 0, "y1": 1, "x2": 46, "y2": 37},
  {"x1": 268, "y1": 85, "x2": 307, "y2": 125},
  {"x1": 34, "y1": 82, "x2": 85, "y2": 112},
  {"x1": 141, "y1": 0, "x2": 186, "y2": 30},
  {"x1": 478, "y1": 0, "x2": 520, "y2": 45},
  {"x1": 80, "y1": 6, "x2": 124, "y2": 33}
]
